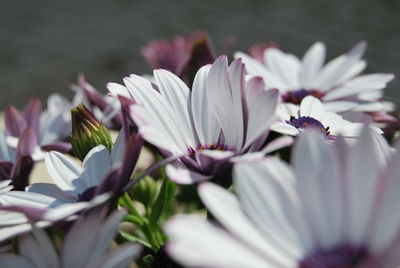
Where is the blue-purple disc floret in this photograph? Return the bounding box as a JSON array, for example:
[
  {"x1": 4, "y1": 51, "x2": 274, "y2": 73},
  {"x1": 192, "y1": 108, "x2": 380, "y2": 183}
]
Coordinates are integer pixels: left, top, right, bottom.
[
  {"x1": 281, "y1": 89, "x2": 325, "y2": 105},
  {"x1": 286, "y1": 116, "x2": 331, "y2": 135}
]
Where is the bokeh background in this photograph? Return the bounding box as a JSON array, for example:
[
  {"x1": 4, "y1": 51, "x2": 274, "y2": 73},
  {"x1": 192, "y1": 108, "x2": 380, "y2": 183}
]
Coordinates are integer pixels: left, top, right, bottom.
[{"x1": 1, "y1": 0, "x2": 399, "y2": 109}]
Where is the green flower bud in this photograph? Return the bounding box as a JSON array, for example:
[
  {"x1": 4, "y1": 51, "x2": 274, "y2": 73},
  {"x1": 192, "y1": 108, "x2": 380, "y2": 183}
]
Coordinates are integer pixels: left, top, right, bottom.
[{"x1": 71, "y1": 104, "x2": 112, "y2": 161}]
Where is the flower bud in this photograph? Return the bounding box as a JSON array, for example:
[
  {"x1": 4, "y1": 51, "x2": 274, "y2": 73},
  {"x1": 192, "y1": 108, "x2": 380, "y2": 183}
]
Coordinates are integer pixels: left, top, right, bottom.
[{"x1": 71, "y1": 104, "x2": 112, "y2": 161}]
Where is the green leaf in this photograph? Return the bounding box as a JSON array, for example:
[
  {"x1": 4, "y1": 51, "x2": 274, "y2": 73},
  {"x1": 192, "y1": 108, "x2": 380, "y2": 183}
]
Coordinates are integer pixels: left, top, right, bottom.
[
  {"x1": 119, "y1": 230, "x2": 153, "y2": 249},
  {"x1": 148, "y1": 179, "x2": 175, "y2": 228}
]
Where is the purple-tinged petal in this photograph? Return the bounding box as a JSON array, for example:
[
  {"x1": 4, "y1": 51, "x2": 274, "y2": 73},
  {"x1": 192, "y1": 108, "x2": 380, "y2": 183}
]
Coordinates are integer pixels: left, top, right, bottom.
[
  {"x1": 166, "y1": 163, "x2": 211, "y2": 184},
  {"x1": 0, "y1": 162, "x2": 13, "y2": 180},
  {"x1": 0, "y1": 254, "x2": 35, "y2": 267},
  {"x1": 5, "y1": 106, "x2": 27, "y2": 137},
  {"x1": 27, "y1": 183, "x2": 75, "y2": 203},
  {"x1": 23, "y1": 99, "x2": 42, "y2": 139},
  {"x1": 94, "y1": 243, "x2": 141, "y2": 268},
  {"x1": 10, "y1": 156, "x2": 34, "y2": 191},
  {"x1": 41, "y1": 142, "x2": 72, "y2": 154},
  {"x1": 16, "y1": 128, "x2": 37, "y2": 158},
  {"x1": 0, "y1": 205, "x2": 48, "y2": 222}
]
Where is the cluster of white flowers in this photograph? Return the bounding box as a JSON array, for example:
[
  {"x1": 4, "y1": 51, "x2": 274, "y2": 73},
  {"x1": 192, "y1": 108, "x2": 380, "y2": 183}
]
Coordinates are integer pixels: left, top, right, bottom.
[{"x1": 0, "y1": 35, "x2": 399, "y2": 267}]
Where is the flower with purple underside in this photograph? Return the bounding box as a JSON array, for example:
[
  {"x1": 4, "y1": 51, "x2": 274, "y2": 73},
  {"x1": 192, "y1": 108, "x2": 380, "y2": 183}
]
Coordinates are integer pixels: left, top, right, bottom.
[
  {"x1": 71, "y1": 74, "x2": 124, "y2": 130},
  {"x1": 0, "y1": 127, "x2": 142, "y2": 225},
  {"x1": 141, "y1": 31, "x2": 215, "y2": 85},
  {"x1": 0, "y1": 209, "x2": 141, "y2": 267},
  {"x1": 235, "y1": 41, "x2": 395, "y2": 113},
  {"x1": 108, "y1": 56, "x2": 293, "y2": 184},
  {"x1": 165, "y1": 127, "x2": 400, "y2": 268},
  {"x1": 271, "y1": 95, "x2": 382, "y2": 138},
  {"x1": 5, "y1": 96, "x2": 73, "y2": 161}
]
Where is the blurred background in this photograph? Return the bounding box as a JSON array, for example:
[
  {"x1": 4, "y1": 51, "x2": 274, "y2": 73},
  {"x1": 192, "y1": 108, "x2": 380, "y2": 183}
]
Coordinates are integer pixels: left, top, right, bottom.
[{"x1": 1, "y1": 0, "x2": 399, "y2": 109}]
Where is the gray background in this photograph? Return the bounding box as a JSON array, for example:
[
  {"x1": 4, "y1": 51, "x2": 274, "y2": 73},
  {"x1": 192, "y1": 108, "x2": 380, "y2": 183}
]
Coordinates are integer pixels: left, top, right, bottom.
[{"x1": 1, "y1": 0, "x2": 399, "y2": 109}]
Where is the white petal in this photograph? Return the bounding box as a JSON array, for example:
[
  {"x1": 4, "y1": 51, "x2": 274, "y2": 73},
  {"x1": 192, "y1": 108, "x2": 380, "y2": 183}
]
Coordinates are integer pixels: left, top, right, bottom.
[
  {"x1": 346, "y1": 127, "x2": 388, "y2": 245},
  {"x1": 130, "y1": 105, "x2": 184, "y2": 155},
  {"x1": 235, "y1": 52, "x2": 286, "y2": 89},
  {"x1": 27, "y1": 183, "x2": 75, "y2": 203},
  {"x1": 199, "y1": 182, "x2": 296, "y2": 266},
  {"x1": 154, "y1": 70, "x2": 196, "y2": 146},
  {"x1": 270, "y1": 122, "x2": 299, "y2": 136},
  {"x1": 88, "y1": 210, "x2": 125, "y2": 263},
  {"x1": 106, "y1": 82, "x2": 131, "y2": 98},
  {"x1": 299, "y1": 96, "x2": 325, "y2": 118},
  {"x1": 264, "y1": 48, "x2": 301, "y2": 89},
  {"x1": 234, "y1": 159, "x2": 310, "y2": 256},
  {"x1": 166, "y1": 163, "x2": 211, "y2": 184},
  {"x1": 62, "y1": 209, "x2": 104, "y2": 268},
  {"x1": 80, "y1": 145, "x2": 112, "y2": 188},
  {"x1": 293, "y1": 131, "x2": 343, "y2": 248},
  {"x1": 323, "y1": 74, "x2": 394, "y2": 101},
  {"x1": 314, "y1": 41, "x2": 366, "y2": 90},
  {"x1": 191, "y1": 65, "x2": 221, "y2": 145},
  {"x1": 45, "y1": 151, "x2": 83, "y2": 192},
  {"x1": 300, "y1": 42, "x2": 326, "y2": 88},
  {"x1": 125, "y1": 75, "x2": 195, "y2": 153},
  {"x1": 165, "y1": 215, "x2": 281, "y2": 268},
  {"x1": 206, "y1": 57, "x2": 245, "y2": 151},
  {"x1": 368, "y1": 148, "x2": 400, "y2": 254},
  {"x1": 244, "y1": 83, "x2": 279, "y2": 150}
]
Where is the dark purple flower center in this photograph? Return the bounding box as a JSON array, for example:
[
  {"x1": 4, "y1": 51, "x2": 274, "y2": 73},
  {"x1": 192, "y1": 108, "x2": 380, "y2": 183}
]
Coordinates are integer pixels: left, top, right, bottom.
[
  {"x1": 282, "y1": 89, "x2": 325, "y2": 105},
  {"x1": 188, "y1": 144, "x2": 227, "y2": 156},
  {"x1": 77, "y1": 186, "x2": 97, "y2": 202},
  {"x1": 286, "y1": 116, "x2": 330, "y2": 135},
  {"x1": 299, "y1": 245, "x2": 368, "y2": 268}
]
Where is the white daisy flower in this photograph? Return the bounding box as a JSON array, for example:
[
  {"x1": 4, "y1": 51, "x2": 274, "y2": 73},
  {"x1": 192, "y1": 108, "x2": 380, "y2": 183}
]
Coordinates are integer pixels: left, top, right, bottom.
[
  {"x1": 0, "y1": 209, "x2": 141, "y2": 268},
  {"x1": 165, "y1": 127, "x2": 400, "y2": 267},
  {"x1": 271, "y1": 95, "x2": 382, "y2": 138},
  {"x1": 235, "y1": 42, "x2": 394, "y2": 113},
  {"x1": 107, "y1": 56, "x2": 293, "y2": 184}
]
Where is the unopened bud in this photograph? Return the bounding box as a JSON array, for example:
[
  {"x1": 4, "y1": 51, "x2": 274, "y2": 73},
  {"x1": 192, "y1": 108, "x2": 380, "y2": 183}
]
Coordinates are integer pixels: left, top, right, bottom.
[{"x1": 71, "y1": 104, "x2": 112, "y2": 161}]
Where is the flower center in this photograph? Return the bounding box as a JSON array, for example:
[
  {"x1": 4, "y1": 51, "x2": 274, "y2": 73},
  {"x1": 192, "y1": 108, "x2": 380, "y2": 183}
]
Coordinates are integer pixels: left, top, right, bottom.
[
  {"x1": 287, "y1": 116, "x2": 330, "y2": 135},
  {"x1": 187, "y1": 144, "x2": 227, "y2": 158},
  {"x1": 77, "y1": 186, "x2": 96, "y2": 202},
  {"x1": 299, "y1": 245, "x2": 368, "y2": 268},
  {"x1": 282, "y1": 89, "x2": 325, "y2": 104}
]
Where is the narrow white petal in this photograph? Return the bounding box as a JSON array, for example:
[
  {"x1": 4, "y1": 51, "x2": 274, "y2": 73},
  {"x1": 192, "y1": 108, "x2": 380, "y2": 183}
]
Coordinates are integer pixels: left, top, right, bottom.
[
  {"x1": 234, "y1": 159, "x2": 311, "y2": 256},
  {"x1": 125, "y1": 75, "x2": 195, "y2": 152},
  {"x1": 299, "y1": 96, "x2": 325, "y2": 118},
  {"x1": 191, "y1": 65, "x2": 221, "y2": 145},
  {"x1": 106, "y1": 82, "x2": 131, "y2": 98},
  {"x1": 346, "y1": 127, "x2": 389, "y2": 245},
  {"x1": 165, "y1": 215, "x2": 283, "y2": 267},
  {"x1": 294, "y1": 131, "x2": 343, "y2": 248},
  {"x1": 244, "y1": 84, "x2": 279, "y2": 150},
  {"x1": 314, "y1": 41, "x2": 366, "y2": 90},
  {"x1": 45, "y1": 151, "x2": 83, "y2": 192},
  {"x1": 206, "y1": 57, "x2": 245, "y2": 151},
  {"x1": 166, "y1": 163, "x2": 211, "y2": 184},
  {"x1": 368, "y1": 149, "x2": 400, "y2": 254},
  {"x1": 300, "y1": 42, "x2": 326, "y2": 88},
  {"x1": 80, "y1": 145, "x2": 112, "y2": 188},
  {"x1": 199, "y1": 182, "x2": 296, "y2": 266},
  {"x1": 154, "y1": 70, "x2": 196, "y2": 145},
  {"x1": 323, "y1": 74, "x2": 394, "y2": 101}
]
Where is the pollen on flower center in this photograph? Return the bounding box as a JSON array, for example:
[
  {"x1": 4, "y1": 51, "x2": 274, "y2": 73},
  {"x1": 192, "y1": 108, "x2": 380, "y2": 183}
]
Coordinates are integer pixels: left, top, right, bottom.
[
  {"x1": 187, "y1": 144, "x2": 227, "y2": 157},
  {"x1": 198, "y1": 144, "x2": 225, "y2": 151},
  {"x1": 281, "y1": 89, "x2": 325, "y2": 104},
  {"x1": 287, "y1": 115, "x2": 330, "y2": 135},
  {"x1": 299, "y1": 245, "x2": 368, "y2": 268}
]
